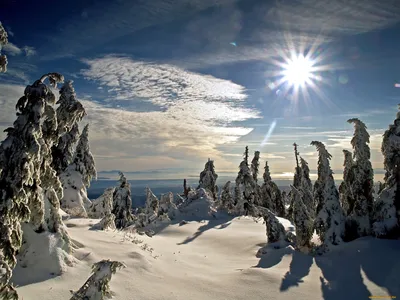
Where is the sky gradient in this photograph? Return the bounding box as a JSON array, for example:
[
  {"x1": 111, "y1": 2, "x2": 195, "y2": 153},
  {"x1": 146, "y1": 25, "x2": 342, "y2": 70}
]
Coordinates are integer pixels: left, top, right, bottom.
[{"x1": 1, "y1": 0, "x2": 400, "y2": 181}]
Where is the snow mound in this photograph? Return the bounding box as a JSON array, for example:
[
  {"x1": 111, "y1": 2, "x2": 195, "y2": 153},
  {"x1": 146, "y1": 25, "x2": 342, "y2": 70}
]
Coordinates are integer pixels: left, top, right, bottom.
[
  {"x1": 177, "y1": 188, "x2": 216, "y2": 220},
  {"x1": 13, "y1": 224, "x2": 77, "y2": 286}
]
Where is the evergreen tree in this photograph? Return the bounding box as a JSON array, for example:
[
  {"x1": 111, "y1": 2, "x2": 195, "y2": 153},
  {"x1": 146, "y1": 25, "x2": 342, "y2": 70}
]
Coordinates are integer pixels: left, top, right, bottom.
[
  {"x1": 287, "y1": 143, "x2": 301, "y2": 220},
  {"x1": 70, "y1": 260, "x2": 126, "y2": 300},
  {"x1": 372, "y1": 105, "x2": 400, "y2": 238},
  {"x1": 220, "y1": 181, "x2": 235, "y2": 212},
  {"x1": 299, "y1": 157, "x2": 315, "y2": 217},
  {"x1": 73, "y1": 124, "x2": 97, "y2": 187},
  {"x1": 88, "y1": 187, "x2": 115, "y2": 219},
  {"x1": 233, "y1": 183, "x2": 242, "y2": 207},
  {"x1": 346, "y1": 118, "x2": 374, "y2": 238},
  {"x1": 251, "y1": 151, "x2": 260, "y2": 183},
  {"x1": 311, "y1": 141, "x2": 345, "y2": 251},
  {"x1": 0, "y1": 22, "x2": 8, "y2": 72},
  {"x1": 0, "y1": 73, "x2": 69, "y2": 298},
  {"x1": 112, "y1": 172, "x2": 133, "y2": 229},
  {"x1": 159, "y1": 192, "x2": 177, "y2": 220},
  {"x1": 235, "y1": 158, "x2": 256, "y2": 215},
  {"x1": 338, "y1": 149, "x2": 355, "y2": 215},
  {"x1": 52, "y1": 81, "x2": 86, "y2": 175},
  {"x1": 291, "y1": 185, "x2": 313, "y2": 252},
  {"x1": 244, "y1": 146, "x2": 249, "y2": 167},
  {"x1": 145, "y1": 187, "x2": 159, "y2": 223},
  {"x1": 198, "y1": 158, "x2": 218, "y2": 200},
  {"x1": 260, "y1": 161, "x2": 285, "y2": 217}
]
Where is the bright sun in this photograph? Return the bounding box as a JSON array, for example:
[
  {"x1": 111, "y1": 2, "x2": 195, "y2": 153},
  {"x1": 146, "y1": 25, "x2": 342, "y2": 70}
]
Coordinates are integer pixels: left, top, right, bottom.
[{"x1": 282, "y1": 54, "x2": 314, "y2": 87}]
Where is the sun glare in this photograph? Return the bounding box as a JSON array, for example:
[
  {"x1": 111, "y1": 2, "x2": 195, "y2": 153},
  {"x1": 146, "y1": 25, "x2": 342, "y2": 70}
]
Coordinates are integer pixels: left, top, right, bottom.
[{"x1": 283, "y1": 54, "x2": 313, "y2": 87}]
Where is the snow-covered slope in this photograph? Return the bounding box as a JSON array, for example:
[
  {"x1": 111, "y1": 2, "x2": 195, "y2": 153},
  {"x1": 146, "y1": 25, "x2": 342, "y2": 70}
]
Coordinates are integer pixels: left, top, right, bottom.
[{"x1": 13, "y1": 210, "x2": 400, "y2": 300}]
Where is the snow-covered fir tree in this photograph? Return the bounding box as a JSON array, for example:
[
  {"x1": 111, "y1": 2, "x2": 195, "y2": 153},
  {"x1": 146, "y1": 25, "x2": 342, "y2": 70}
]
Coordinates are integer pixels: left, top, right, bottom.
[
  {"x1": 60, "y1": 124, "x2": 96, "y2": 217},
  {"x1": 235, "y1": 158, "x2": 256, "y2": 215},
  {"x1": 338, "y1": 149, "x2": 355, "y2": 215},
  {"x1": 233, "y1": 183, "x2": 242, "y2": 207},
  {"x1": 287, "y1": 143, "x2": 301, "y2": 221},
  {"x1": 112, "y1": 172, "x2": 133, "y2": 229},
  {"x1": 0, "y1": 73, "x2": 70, "y2": 298},
  {"x1": 0, "y1": 22, "x2": 8, "y2": 72},
  {"x1": 159, "y1": 192, "x2": 177, "y2": 220},
  {"x1": 198, "y1": 158, "x2": 219, "y2": 200},
  {"x1": 346, "y1": 118, "x2": 374, "y2": 238},
  {"x1": 70, "y1": 260, "x2": 126, "y2": 300},
  {"x1": 88, "y1": 187, "x2": 115, "y2": 219},
  {"x1": 219, "y1": 181, "x2": 235, "y2": 213},
  {"x1": 253, "y1": 206, "x2": 287, "y2": 244},
  {"x1": 299, "y1": 157, "x2": 314, "y2": 217},
  {"x1": 291, "y1": 185, "x2": 313, "y2": 252},
  {"x1": 311, "y1": 141, "x2": 346, "y2": 251},
  {"x1": 251, "y1": 151, "x2": 260, "y2": 183},
  {"x1": 52, "y1": 80, "x2": 86, "y2": 175},
  {"x1": 145, "y1": 187, "x2": 160, "y2": 223},
  {"x1": 372, "y1": 105, "x2": 400, "y2": 238},
  {"x1": 72, "y1": 124, "x2": 97, "y2": 186},
  {"x1": 260, "y1": 161, "x2": 285, "y2": 217}
]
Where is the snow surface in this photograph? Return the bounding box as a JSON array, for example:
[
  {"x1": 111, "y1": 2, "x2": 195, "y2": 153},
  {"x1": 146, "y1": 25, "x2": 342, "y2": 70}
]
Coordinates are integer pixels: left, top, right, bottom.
[{"x1": 12, "y1": 206, "x2": 400, "y2": 300}]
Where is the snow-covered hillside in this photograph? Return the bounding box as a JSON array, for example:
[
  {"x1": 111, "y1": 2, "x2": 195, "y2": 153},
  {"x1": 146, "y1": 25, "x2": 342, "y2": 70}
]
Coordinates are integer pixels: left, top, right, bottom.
[{"x1": 13, "y1": 205, "x2": 400, "y2": 300}]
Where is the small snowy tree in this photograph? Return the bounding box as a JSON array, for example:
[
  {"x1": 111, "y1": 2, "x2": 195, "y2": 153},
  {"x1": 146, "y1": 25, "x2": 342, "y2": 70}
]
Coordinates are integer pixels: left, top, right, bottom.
[
  {"x1": 338, "y1": 149, "x2": 355, "y2": 215},
  {"x1": 145, "y1": 187, "x2": 159, "y2": 223},
  {"x1": 52, "y1": 80, "x2": 86, "y2": 175},
  {"x1": 60, "y1": 124, "x2": 96, "y2": 217},
  {"x1": 251, "y1": 151, "x2": 260, "y2": 183},
  {"x1": 219, "y1": 181, "x2": 235, "y2": 212},
  {"x1": 70, "y1": 260, "x2": 126, "y2": 300},
  {"x1": 198, "y1": 158, "x2": 219, "y2": 200},
  {"x1": 346, "y1": 118, "x2": 374, "y2": 238},
  {"x1": 0, "y1": 22, "x2": 8, "y2": 72},
  {"x1": 287, "y1": 143, "x2": 301, "y2": 221},
  {"x1": 260, "y1": 161, "x2": 285, "y2": 217},
  {"x1": 235, "y1": 159, "x2": 256, "y2": 215},
  {"x1": 88, "y1": 187, "x2": 115, "y2": 219},
  {"x1": 312, "y1": 141, "x2": 345, "y2": 251},
  {"x1": 112, "y1": 172, "x2": 133, "y2": 229},
  {"x1": 372, "y1": 106, "x2": 400, "y2": 238},
  {"x1": 159, "y1": 192, "x2": 177, "y2": 220},
  {"x1": 299, "y1": 157, "x2": 314, "y2": 216},
  {"x1": 291, "y1": 185, "x2": 313, "y2": 252}
]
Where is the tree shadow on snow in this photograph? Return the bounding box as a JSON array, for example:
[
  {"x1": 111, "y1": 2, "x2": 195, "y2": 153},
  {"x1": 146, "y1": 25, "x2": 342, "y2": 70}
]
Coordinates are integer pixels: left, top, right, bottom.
[
  {"x1": 252, "y1": 244, "x2": 295, "y2": 269},
  {"x1": 177, "y1": 218, "x2": 233, "y2": 245},
  {"x1": 280, "y1": 251, "x2": 314, "y2": 291},
  {"x1": 358, "y1": 238, "x2": 400, "y2": 297},
  {"x1": 315, "y1": 243, "x2": 372, "y2": 300}
]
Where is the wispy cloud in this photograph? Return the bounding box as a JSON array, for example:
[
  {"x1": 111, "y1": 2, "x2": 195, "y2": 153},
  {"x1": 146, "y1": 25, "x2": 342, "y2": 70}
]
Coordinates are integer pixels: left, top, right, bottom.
[{"x1": 3, "y1": 43, "x2": 36, "y2": 57}]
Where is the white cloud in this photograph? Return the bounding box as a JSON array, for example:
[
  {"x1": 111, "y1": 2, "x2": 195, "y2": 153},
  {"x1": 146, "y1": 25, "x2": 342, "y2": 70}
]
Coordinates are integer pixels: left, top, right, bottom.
[
  {"x1": 3, "y1": 43, "x2": 22, "y2": 56},
  {"x1": 2, "y1": 43, "x2": 36, "y2": 57}
]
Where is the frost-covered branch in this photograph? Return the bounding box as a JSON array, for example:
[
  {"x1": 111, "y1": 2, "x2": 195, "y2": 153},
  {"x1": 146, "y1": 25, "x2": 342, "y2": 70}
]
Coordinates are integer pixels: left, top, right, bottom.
[
  {"x1": 0, "y1": 22, "x2": 8, "y2": 72},
  {"x1": 70, "y1": 260, "x2": 126, "y2": 300}
]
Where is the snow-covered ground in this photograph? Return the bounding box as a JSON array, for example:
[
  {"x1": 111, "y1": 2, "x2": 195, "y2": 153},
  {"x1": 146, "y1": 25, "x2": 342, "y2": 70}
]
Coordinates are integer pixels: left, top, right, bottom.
[{"x1": 13, "y1": 206, "x2": 400, "y2": 300}]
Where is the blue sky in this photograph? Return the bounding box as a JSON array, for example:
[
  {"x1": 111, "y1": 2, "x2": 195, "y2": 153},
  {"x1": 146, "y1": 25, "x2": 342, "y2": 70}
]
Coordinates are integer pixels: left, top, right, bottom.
[{"x1": 1, "y1": 0, "x2": 400, "y2": 181}]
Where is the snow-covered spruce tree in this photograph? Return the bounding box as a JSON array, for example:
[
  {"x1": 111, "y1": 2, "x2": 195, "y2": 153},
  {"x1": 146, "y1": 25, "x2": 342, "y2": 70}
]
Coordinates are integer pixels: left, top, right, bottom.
[
  {"x1": 219, "y1": 181, "x2": 235, "y2": 213},
  {"x1": 52, "y1": 80, "x2": 86, "y2": 175},
  {"x1": 70, "y1": 260, "x2": 126, "y2": 300},
  {"x1": 88, "y1": 187, "x2": 115, "y2": 219},
  {"x1": 112, "y1": 172, "x2": 133, "y2": 229},
  {"x1": 291, "y1": 185, "x2": 313, "y2": 252},
  {"x1": 233, "y1": 182, "x2": 242, "y2": 207},
  {"x1": 60, "y1": 124, "x2": 96, "y2": 217},
  {"x1": 299, "y1": 157, "x2": 315, "y2": 217},
  {"x1": 253, "y1": 206, "x2": 286, "y2": 244},
  {"x1": 346, "y1": 118, "x2": 374, "y2": 239},
  {"x1": 144, "y1": 187, "x2": 159, "y2": 223},
  {"x1": 260, "y1": 161, "x2": 285, "y2": 217},
  {"x1": 0, "y1": 22, "x2": 8, "y2": 72},
  {"x1": 251, "y1": 151, "x2": 260, "y2": 183},
  {"x1": 198, "y1": 158, "x2": 219, "y2": 200},
  {"x1": 235, "y1": 158, "x2": 256, "y2": 216},
  {"x1": 311, "y1": 141, "x2": 346, "y2": 251},
  {"x1": 338, "y1": 150, "x2": 355, "y2": 216},
  {"x1": 372, "y1": 105, "x2": 400, "y2": 238},
  {"x1": 159, "y1": 192, "x2": 177, "y2": 220},
  {"x1": 0, "y1": 73, "x2": 70, "y2": 298},
  {"x1": 287, "y1": 143, "x2": 301, "y2": 221}
]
